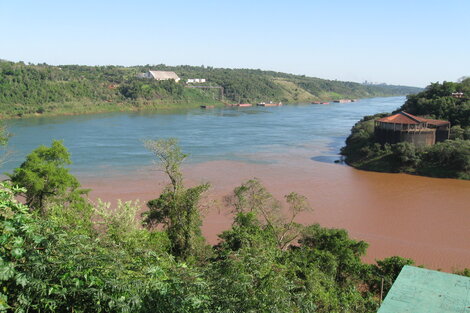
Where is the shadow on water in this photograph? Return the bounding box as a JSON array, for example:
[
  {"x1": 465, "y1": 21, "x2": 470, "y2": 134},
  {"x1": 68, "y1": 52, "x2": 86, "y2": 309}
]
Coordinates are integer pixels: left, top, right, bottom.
[
  {"x1": 311, "y1": 136, "x2": 346, "y2": 164},
  {"x1": 326, "y1": 136, "x2": 347, "y2": 153},
  {"x1": 311, "y1": 155, "x2": 344, "y2": 164}
]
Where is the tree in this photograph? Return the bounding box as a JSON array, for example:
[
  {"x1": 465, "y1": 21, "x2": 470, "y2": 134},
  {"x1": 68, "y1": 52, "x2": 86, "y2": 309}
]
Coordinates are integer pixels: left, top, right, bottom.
[
  {"x1": 8, "y1": 140, "x2": 87, "y2": 213},
  {"x1": 142, "y1": 138, "x2": 209, "y2": 260},
  {"x1": 454, "y1": 268, "x2": 470, "y2": 277},
  {"x1": 419, "y1": 139, "x2": 470, "y2": 178},
  {"x1": 341, "y1": 113, "x2": 387, "y2": 164},
  {"x1": 450, "y1": 125, "x2": 465, "y2": 140},
  {"x1": 0, "y1": 181, "x2": 206, "y2": 313},
  {"x1": 0, "y1": 183, "x2": 37, "y2": 312},
  {"x1": 213, "y1": 184, "x2": 378, "y2": 313},
  {"x1": 366, "y1": 256, "x2": 414, "y2": 298},
  {"x1": 0, "y1": 123, "x2": 9, "y2": 147},
  {"x1": 391, "y1": 142, "x2": 421, "y2": 170},
  {"x1": 299, "y1": 224, "x2": 369, "y2": 286},
  {"x1": 0, "y1": 123, "x2": 11, "y2": 168},
  {"x1": 143, "y1": 138, "x2": 186, "y2": 193},
  {"x1": 227, "y1": 178, "x2": 311, "y2": 250}
]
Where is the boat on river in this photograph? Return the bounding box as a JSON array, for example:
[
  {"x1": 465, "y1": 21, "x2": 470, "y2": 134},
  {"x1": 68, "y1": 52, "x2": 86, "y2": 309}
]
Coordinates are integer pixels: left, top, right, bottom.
[{"x1": 257, "y1": 101, "x2": 282, "y2": 107}]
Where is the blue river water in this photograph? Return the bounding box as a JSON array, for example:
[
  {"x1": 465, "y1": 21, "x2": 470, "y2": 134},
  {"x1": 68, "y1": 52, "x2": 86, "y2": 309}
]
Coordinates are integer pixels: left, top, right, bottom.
[{"x1": 4, "y1": 97, "x2": 405, "y2": 176}]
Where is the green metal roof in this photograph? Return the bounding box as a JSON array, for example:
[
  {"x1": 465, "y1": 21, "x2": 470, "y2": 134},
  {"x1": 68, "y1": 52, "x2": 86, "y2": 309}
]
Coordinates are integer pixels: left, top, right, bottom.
[{"x1": 378, "y1": 265, "x2": 470, "y2": 313}]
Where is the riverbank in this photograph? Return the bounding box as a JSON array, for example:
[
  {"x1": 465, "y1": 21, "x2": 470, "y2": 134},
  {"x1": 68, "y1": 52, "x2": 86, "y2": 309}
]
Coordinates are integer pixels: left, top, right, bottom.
[
  {"x1": 1, "y1": 98, "x2": 227, "y2": 120},
  {"x1": 81, "y1": 156, "x2": 470, "y2": 272},
  {"x1": 2, "y1": 95, "x2": 395, "y2": 120}
]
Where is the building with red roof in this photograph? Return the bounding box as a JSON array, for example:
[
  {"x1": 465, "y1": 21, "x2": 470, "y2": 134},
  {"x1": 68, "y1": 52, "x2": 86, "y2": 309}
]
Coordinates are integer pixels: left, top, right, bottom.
[{"x1": 374, "y1": 112, "x2": 450, "y2": 146}]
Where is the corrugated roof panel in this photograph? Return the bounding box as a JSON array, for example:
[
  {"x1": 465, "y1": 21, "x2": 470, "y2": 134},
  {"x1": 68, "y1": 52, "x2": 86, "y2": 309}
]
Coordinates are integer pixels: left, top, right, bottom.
[
  {"x1": 376, "y1": 111, "x2": 450, "y2": 126},
  {"x1": 378, "y1": 266, "x2": 470, "y2": 313},
  {"x1": 376, "y1": 112, "x2": 421, "y2": 124},
  {"x1": 425, "y1": 118, "x2": 451, "y2": 126},
  {"x1": 149, "y1": 70, "x2": 180, "y2": 80}
]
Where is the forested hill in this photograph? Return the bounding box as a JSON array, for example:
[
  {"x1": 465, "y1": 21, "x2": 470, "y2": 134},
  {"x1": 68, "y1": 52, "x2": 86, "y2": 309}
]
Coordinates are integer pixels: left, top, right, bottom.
[
  {"x1": 143, "y1": 64, "x2": 421, "y2": 101},
  {"x1": 398, "y1": 79, "x2": 470, "y2": 127},
  {"x1": 0, "y1": 60, "x2": 421, "y2": 118}
]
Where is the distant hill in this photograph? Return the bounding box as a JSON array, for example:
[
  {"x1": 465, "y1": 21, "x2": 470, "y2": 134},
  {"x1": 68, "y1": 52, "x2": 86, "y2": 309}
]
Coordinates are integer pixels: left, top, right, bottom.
[
  {"x1": 0, "y1": 60, "x2": 422, "y2": 118},
  {"x1": 146, "y1": 65, "x2": 422, "y2": 102}
]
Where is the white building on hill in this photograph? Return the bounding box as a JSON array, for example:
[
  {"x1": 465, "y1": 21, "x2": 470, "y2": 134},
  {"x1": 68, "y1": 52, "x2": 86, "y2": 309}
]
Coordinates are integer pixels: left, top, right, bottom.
[
  {"x1": 139, "y1": 70, "x2": 180, "y2": 82},
  {"x1": 187, "y1": 78, "x2": 206, "y2": 83}
]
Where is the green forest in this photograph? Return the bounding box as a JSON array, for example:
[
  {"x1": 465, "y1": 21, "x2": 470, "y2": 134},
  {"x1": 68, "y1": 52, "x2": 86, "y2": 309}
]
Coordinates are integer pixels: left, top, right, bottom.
[
  {"x1": 0, "y1": 60, "x2": 421, "y2": 118},
  {"x1": 4, "y1": 136, "x2": 468, "y2": 313},
  {"x1": 341, "y1": 78, "x2": 470, "y2": 179}
]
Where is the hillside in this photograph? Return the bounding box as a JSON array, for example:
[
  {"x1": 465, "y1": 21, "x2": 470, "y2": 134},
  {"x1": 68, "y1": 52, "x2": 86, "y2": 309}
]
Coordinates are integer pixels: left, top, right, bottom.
[
  {"x1": 138, "y1": 65, "x2": 421, "y2": 102},
  {"x1": 341, "y1": 78, "x2": 470, "y2": 179},
  {"x1": 0, "y1": 60, "x2": 421, "y2": 118}
]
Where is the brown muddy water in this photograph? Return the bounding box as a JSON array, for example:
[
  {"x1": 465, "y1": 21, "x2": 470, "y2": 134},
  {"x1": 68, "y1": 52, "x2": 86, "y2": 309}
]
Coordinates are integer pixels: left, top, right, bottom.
[{"x1": 83, "y1": 152, "x2": 470, "y2": 271}]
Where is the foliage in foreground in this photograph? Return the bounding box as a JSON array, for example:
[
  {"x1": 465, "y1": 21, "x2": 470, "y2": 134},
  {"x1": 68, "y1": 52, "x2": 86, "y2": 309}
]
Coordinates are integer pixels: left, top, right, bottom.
[
  {"x1": 2, "y1": 178, "x2": 418, "y2": 313},
  {"x1": 3, "y1": 139, "x2": 466, "y2": 312},
  {"x1": 0, "y1": 182, "x2": 209, "y2": 312}
]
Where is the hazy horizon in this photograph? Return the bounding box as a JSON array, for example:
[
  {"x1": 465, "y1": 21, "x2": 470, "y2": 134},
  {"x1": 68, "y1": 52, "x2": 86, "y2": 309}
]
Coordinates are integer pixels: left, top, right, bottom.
[{"x1": 1, "y1": 0, "x2": 469, "y2": 88}]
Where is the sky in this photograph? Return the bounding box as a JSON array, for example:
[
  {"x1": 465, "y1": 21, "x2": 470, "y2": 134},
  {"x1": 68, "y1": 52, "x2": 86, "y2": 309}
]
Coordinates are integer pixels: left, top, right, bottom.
[{"x1": 0, "y1": 0, "x2": 469, "y2": 87}]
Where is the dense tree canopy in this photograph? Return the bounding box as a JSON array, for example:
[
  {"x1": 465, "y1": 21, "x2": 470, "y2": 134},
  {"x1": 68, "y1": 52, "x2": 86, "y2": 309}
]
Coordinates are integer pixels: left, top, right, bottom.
[{"x1": 399, "y1": 78, "x2": 470, "y2": 127}]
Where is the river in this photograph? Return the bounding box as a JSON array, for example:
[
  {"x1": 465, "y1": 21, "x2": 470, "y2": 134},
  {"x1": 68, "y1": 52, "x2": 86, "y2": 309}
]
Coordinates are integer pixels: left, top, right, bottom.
[{"x1": 5, "y1": 97, "x2": 470, "y2": 270}]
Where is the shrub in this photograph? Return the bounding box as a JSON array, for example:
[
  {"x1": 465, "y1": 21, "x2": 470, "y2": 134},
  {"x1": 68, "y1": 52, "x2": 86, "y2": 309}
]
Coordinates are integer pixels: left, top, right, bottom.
[
  {"x1": 419, "y1": 139, "x2": 470, "y2": 178},
  {"x1": 391, "y1": 142, "x2": 421, "y2": 170}
]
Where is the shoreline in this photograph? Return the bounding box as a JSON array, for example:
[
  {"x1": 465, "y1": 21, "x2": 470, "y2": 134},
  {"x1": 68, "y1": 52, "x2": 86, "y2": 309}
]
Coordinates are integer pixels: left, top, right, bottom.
[
  {"x1": 1, "y1": 94, "x2": 406, "y2": 121},
  {"x1": 0, "y1": 99, "x2": 228, "y2": 120},
  {"x1": 344, "y1": 158, "x2": 470, "y2": 181}
]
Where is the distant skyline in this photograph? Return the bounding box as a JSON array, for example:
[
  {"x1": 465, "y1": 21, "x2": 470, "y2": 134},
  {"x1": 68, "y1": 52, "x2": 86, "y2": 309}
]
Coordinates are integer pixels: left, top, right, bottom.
[{"x1": 1, "y1": 0, "x2": 468, "y2": 87}]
